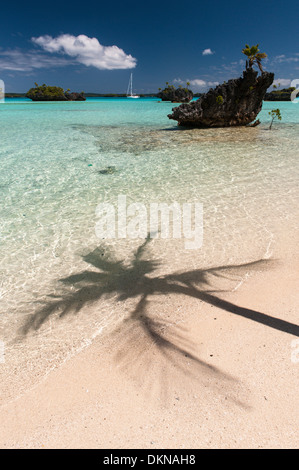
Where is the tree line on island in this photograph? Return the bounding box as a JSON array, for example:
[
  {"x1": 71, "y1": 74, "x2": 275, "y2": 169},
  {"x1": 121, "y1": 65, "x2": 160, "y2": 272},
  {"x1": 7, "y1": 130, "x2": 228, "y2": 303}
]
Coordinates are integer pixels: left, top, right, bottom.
[{"x1": 26, "y1": 83, "x2": 86, "y2": 101}]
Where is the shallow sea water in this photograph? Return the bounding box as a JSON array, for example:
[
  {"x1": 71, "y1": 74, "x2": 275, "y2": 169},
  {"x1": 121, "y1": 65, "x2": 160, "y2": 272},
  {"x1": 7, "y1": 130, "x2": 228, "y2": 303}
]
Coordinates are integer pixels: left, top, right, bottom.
[{"x1": 0, "y1": 98, "x2": 298, "y2": 400}]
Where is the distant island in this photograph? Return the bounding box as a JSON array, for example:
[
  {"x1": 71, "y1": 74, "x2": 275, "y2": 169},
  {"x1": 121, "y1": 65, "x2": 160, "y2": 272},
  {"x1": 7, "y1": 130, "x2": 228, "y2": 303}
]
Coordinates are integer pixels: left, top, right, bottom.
[
  {"x1": 157, "y1": 83, "x2": 193, "y2": 103},
  {"x1": 26, "y1": 83, "x2": 86, "y2": 101},
  {"x1": 264, "y1": 87, "x2": 296, "y2": 101},
  {"x1": 6, "y1": 92, "x2": 158, "y2": 99},
  {"x1": 5, "y1": 86, "x2": 295, "y2": 102}
]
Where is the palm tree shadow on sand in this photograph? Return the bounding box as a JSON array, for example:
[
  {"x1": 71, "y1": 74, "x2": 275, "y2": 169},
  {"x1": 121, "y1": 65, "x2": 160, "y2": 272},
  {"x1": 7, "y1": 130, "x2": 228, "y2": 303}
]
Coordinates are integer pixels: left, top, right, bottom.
[{"x1": 20, "y1": 235, "x2": 299, "y2": 404}]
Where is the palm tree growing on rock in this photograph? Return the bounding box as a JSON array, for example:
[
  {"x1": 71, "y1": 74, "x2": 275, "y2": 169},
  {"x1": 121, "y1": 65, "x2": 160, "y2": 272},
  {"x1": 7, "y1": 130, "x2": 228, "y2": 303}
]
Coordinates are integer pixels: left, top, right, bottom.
[{"x1": 242, "y1": 44, "x2": 267, "y2": 73}]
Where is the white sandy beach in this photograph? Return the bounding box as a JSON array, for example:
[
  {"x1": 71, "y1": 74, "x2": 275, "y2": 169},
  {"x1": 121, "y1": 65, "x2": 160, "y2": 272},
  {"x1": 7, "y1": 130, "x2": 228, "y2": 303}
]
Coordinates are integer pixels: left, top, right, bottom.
[{"x1": 0, "y1": 242, "x2": 298, "y2": 449}]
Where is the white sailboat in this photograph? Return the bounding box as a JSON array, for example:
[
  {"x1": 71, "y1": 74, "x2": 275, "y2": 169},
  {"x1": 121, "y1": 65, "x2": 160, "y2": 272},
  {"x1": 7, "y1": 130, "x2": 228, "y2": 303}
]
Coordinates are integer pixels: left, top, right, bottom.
[{"x1": 126, "y1": 73, "x2": 140, "y2": 98}]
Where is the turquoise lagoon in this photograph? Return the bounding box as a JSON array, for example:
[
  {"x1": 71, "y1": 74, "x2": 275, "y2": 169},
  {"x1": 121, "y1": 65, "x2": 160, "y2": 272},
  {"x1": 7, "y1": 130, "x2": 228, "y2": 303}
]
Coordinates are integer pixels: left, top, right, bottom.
[{"x1": 0, "y1": 97, "x2": 298, "y2": 399}]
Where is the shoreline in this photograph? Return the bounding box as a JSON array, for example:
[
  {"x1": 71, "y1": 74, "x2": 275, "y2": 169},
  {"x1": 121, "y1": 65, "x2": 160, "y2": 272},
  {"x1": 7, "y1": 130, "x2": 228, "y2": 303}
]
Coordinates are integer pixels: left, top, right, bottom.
[{"x1": 0, "y1": 244, "x2": 298, "y2": 449}]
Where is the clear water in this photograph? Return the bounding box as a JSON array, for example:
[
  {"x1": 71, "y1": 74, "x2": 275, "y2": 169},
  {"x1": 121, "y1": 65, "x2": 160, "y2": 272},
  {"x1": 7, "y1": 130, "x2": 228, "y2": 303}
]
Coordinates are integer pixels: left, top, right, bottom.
[{"x1": 0, "y1": 97, "x2": 298, "y2": 401}]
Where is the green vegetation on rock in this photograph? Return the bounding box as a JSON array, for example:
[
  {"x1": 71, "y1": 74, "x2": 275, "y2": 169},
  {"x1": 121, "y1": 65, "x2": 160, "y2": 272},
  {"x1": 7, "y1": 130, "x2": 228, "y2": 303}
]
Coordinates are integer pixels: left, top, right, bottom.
[
  {"x1": 26, "y1": 83, "x2": 86, "y2": 101},
  {"x1": 242, "y1": 44, "x2": 267, "y2": 73},
  {"x1": 157, "y1": 83, "x2": 193, "y2": 103},
  {"x1": 26, "y1": 84, "x2": 66, "y2": 101}
]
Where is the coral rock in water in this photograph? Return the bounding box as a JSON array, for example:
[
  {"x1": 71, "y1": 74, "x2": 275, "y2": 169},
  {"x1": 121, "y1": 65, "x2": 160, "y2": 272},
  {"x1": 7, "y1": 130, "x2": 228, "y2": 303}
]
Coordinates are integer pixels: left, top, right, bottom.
[{"x1": 168, "y1": 68, "x2": 274, "y2": 127}]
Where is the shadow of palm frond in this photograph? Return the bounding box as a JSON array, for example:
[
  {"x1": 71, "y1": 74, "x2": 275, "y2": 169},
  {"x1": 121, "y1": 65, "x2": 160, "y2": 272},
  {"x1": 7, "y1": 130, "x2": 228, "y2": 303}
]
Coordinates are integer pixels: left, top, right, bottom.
[
  {"x1": 21, "y1": 236, "x2": 157, "y2": 334},
  {"x1": 19, "y1": 235, "x2": 299, "y2": 404},
  {"x1": 111, "y1": 294, "x2": 246, "y2": 407},
  {"x1": 21, "y1": 235, "x2": 299, "y2": 339}
]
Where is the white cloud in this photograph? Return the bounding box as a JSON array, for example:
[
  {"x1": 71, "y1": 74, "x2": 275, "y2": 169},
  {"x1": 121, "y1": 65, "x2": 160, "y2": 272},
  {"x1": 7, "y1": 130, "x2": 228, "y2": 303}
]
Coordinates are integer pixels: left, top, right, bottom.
[
  {"x1": 273, "y1": 54, "x2": 299, "y2": 63},
  {"x1": 274, "y1": 54, "x2": 286, "y2": 62},
  {"x1": 0, "y1": 48, "x2": 71, "y2": 72},
  {"x1": 173, "y1": 78, "x2": 183, "y2": 84},
  {"x1": 32, "y1": 34, "x2": 137, "y2": 70},
  {"x1": 272, "y1": 78, "x2": 292, "y2": 87},
  {"x1": 189, "y1": 79, "x2": 206, "y2": 87},
  {"x1": 202, "y1": 48, "x2": 214, "y2": 56},
  {"x1": 190, "y1": 79, "x2": 219, "y2": 90},
  {"x1": 190, "y1": 79, "x2": 218, "y2": 87},
  {"x1": 173, "y1": 78, "x2": 219, "y2": 91}
]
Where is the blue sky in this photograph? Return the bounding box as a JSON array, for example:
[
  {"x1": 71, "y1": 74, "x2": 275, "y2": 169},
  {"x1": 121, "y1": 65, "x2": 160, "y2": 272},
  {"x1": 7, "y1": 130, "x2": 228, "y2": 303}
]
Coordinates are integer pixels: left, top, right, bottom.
[{"x1": 1, "y1": 0, "x2": 299, "y2": 93}]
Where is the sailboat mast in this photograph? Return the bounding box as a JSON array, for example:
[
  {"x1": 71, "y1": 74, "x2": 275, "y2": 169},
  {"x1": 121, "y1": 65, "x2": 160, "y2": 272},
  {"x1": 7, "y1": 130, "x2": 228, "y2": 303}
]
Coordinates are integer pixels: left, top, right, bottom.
[
  {"x1": 126, "y1": 73, "x2": 139, "y2": 98},
  {"x1": 126, "y1": 74, "x2": 131, "y2": 96}
]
